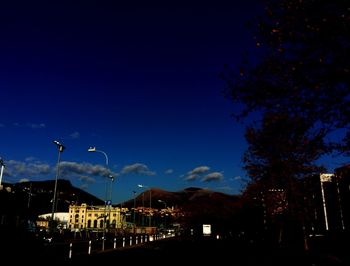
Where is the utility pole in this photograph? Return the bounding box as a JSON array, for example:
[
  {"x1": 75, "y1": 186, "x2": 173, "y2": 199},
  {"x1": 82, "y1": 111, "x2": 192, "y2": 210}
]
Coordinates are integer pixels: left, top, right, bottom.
[
  {"x1": 0, "y1": 158, "x2": 5, "y2": 187},
  {"x1": 51, "y1": 141, "x2": 65, "y2": 234}
]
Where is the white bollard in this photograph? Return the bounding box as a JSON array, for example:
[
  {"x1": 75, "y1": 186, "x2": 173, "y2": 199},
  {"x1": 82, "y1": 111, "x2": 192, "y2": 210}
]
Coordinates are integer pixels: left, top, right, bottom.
[
  {"x1": 136, "y1": 236, "x2": 138, "y2": 244},
  {"x1": 114, "y1": 237, "x2": 117, "y2": 249},
  {"x1": 69, "y1": 243, "x2": 72, "y2": 259},
  {"x1": 141, "y1": 235, "x2": 143, "y2": 243},
  {"x1": 88, "y1": 240, "x2": 92, "y2": 255},
  {"x1": 123, "y1": 237, "x2": 125, "y2": 247},
  {"x1": 129, "y1": 236, "x2": 132, "y2": 246}
]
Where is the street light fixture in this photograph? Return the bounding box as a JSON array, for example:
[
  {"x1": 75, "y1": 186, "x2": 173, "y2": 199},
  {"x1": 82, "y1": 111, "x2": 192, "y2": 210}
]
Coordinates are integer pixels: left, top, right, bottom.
[
  {"x1": 158, "y1": 199, "x2": 167, "y2": 209},
  {"x1": 0, "y1": 157, "x2": 5, "y2": 187},
  {"x1": 138, "y1": 184, "x2": 152, "y2": 227},
  {"x1": 88, "y1": 146, "x2": 112, "y2": 251},
  {"x1": 51, "y1": 140, "x2": 65, "y2": 234},
  {"x1": 158, "y1": 199, "x2": 167, "y2": 229},
  {"x1": 132, "y1": 190, "x2": 137, "y2": 227}
]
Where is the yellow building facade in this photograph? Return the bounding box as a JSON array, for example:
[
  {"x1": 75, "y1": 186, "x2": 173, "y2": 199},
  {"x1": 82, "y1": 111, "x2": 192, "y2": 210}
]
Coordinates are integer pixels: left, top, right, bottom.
[{"x1": 68, "y1": 203, "x2": 128, "y2": 231}]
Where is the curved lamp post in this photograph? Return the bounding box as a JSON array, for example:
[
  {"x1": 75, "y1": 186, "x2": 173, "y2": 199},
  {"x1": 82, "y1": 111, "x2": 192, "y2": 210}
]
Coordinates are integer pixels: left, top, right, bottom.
[
  {"x1": 132, "y1": 190, "x2": 137, "y2": 227},
  {"x1": 51, "y1": 140, "x2": 65, "y2": 233},
  {"x1": 0, "y1": 157, "x2": 5, "y2": 187},
  {"x1": 158, "y1": 199, "x2": 167, "y2": 228},
  {"x1": 138, "y1": 184, "x2": 152, "y2": 227},
  {"x1": 88, "y1": 146, "x2": 113, "y2": 251},
  {"x1": 158, "y1": 199, "x2": 167, "y2": 209}
]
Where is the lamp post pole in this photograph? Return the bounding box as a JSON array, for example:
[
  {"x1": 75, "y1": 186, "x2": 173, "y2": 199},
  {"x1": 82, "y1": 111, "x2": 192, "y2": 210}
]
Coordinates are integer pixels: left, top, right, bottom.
[
  {"x1": 88, "y1": 147, "x2": 111, "y2": 251},
  {"x1": 158, "y1": 199, "x2": 167, "y2": 209},
  {"x1": 132, "y1": 191, "x2": 136, "y2": 228},
  {"x1": 138, "y1": 184, "x2": 152, "y2": 227},
  {"x1": 158, "y1": 199, "x2": 167, "y2": 228},
  {"x1": 0, "y1": 158, "x2": 5, "y2": 187},
  {"x1": 51, "y1": 140, "x2": 65, "y2": 234}
]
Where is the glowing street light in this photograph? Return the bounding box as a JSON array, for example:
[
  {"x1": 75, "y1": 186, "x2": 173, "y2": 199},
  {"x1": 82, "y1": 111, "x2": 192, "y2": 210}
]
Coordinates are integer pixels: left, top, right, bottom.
[
  {"x1": 158, "y1": 199, "x2": 167, "y2": 209},
  {"x1": 88, "y1": 146, "x2": 113, "y2": 251},
  {"x1": 51, "y1": 140, "x2": 65, "y2": 233},
  {"x1": 158, "y1": 199, "x2": 168, "y2": 229},
  {"x1": 0, "y1": 157, "x2": 5, "y2": 187}
]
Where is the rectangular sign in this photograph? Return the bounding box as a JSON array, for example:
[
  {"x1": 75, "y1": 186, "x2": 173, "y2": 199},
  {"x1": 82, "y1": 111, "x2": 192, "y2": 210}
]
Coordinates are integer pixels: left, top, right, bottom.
[{"x1": 203, "y1": 224, "x2": 211, "y2": 236}]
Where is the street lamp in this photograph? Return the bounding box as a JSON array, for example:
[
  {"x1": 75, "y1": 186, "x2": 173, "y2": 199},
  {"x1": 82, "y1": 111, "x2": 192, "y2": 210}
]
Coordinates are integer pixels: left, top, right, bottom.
[
  {"x1": 88, "y1": 146, "x2": 113, "y2": 251},
  {"x1": 158, "y1": 199, "x2": 167, "y2": 209},
  {"x1": 138, "y1": 184, "x2": 152, "y2": 227},
  {"x1": 51, "y1": 140, "x2": 65, "y2": 234},
  {"x1": 0, "y1": 157, "x2": 5, "y2": 187},
  {"x1": 132, "y1": 190, "x2": 136, "y2": 227},
  {"x1": 158, "y1": 199, "x2": 167, "y2": 229}
]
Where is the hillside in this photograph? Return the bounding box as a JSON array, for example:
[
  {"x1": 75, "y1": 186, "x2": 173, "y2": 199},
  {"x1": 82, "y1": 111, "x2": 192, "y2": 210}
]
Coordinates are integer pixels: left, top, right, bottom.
[
  {"x1": 121, "y1": 187, "x2": 242, "y2": 234},
  {"x1": 122, "y1": 187, "x2": 240, "y2": 209},
  {"x1": 1, "y1": 181, "x2": 242, "y2": 234},
  {"x1": 0, "y1": 179, "x2": 103, "y2": 218}
]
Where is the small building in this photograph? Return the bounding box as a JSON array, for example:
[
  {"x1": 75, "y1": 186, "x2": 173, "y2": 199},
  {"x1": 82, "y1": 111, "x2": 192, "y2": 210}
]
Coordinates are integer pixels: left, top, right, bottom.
[
  {"x1": 67, "y1": 203, "x2": 128, "y2": 232},
  {"x1": 37, "y1": 212, "x2": 70, "y2": 230}
]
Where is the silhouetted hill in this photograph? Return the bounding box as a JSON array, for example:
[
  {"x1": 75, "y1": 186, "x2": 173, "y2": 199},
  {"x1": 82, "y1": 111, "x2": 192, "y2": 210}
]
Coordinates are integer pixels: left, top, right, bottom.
[
  {"x1": 122, "y1": 187, "x2": 240, "y2": 209},
  {"x1": 0, "y1": 179, "x2": 103, "y2": 218},
  {"x1": 121, "y1": 187, "x2": 241, "y2": 234}
]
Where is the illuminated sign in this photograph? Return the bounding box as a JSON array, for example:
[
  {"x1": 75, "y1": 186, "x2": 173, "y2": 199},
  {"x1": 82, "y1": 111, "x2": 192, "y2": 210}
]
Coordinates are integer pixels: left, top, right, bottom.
[{"x1": 202, "y1": 224, "x2": 211, "y2": 236}]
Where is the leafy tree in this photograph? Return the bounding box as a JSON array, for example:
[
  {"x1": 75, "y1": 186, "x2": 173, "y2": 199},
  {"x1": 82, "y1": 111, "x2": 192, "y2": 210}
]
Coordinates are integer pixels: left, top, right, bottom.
[
  {"x1": 243, "y1": 112, "x2": 327, "y2": 247},
  {"x1": 221, "y1": 1, "x2": 350, "y2": 248},
  {"x1": 223, "y1": 0, "x2": 350, "y2": 151}
]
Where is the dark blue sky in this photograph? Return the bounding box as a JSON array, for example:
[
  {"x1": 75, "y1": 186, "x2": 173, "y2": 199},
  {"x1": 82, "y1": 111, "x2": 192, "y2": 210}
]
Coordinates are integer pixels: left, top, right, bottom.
[{"x1": 0, "y1": 1, "x2": 266, "y2": 203}]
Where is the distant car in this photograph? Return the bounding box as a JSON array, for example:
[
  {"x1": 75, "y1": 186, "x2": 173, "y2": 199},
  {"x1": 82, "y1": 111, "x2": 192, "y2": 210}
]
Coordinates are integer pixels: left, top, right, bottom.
[{"x1": 43, "y1": 236, "x2": 53, "y2": 243}]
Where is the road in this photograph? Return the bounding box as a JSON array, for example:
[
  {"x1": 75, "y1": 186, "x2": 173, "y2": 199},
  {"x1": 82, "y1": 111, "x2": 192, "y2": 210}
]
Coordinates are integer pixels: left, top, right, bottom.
[{"x1": 2, "y1": 231, "x2": 349, "y2": 265}]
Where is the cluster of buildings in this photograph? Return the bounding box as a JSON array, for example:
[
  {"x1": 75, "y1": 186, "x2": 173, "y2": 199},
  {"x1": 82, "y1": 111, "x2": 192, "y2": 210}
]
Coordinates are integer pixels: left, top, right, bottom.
[
  {"x1": 262, "y1": 164, "x2": 350, "y2": 237},
  {"x1": 37, "y1": 203, "x2": 179, "y2": 234}
]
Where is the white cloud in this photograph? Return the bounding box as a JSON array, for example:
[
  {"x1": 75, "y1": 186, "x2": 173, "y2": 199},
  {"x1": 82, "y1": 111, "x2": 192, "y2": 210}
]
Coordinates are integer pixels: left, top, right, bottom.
[
  {"x1": 70, "y1": 131, "x2": 80, "y2": 139},
  {"x1": 164, "y1": 169, "x2": 174, "y2": 174},
  {"x1": 202, "y1": 172, "x2": 223, "y2": 182},
  {"x1": 19, "y1": 178, "x2": 30, "y2": 183},
  {"x1": 60, "y1": 161, "x2": 118, "y2": 178},
  {"x1": 121, "y1": 163, "x2": 156, "y2": 176},
  {"x1": 10, "y1": 122, "x2": 46, "y2": 129},
  {"x1": 4, "y1": 160, "x2": 51, "y2": 178},
  {"x1": 80, "y1": 183, "x2": 89, "y2": 190},
  {"x1": 78, "y1": 175, "x2": 96, "y2": 184},
  {"x1": 187, "y1": 166, "x2": 210, "y2": 175},
  {"x1": 27, "y1": 123, "x2": 46, "y2": 129},
  {"x1": 184, "y1": 166, "x2": 210, "y2": 181},
  {"x1": 185, "y1": 174, "x2": 198, "y2": 181}
]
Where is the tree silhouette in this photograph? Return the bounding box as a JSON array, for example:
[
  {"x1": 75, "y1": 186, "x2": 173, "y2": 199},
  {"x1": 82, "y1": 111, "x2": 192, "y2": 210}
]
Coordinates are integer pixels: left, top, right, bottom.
[
  {"x1": 222, "y1": 0, "x2": 350, "y2": 248},
  {"x1": 223, "y1": 0, "x2": 350, "y2": 152},
  {"x1": 243, "y1": 112, "x2": 326, "y2": 247}
]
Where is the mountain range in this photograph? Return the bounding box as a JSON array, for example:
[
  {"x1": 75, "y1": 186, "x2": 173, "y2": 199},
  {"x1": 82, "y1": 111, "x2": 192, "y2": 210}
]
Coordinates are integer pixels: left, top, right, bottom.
[{"x1": 0, "y1": 180, "x2": 242, "y2": 233}]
